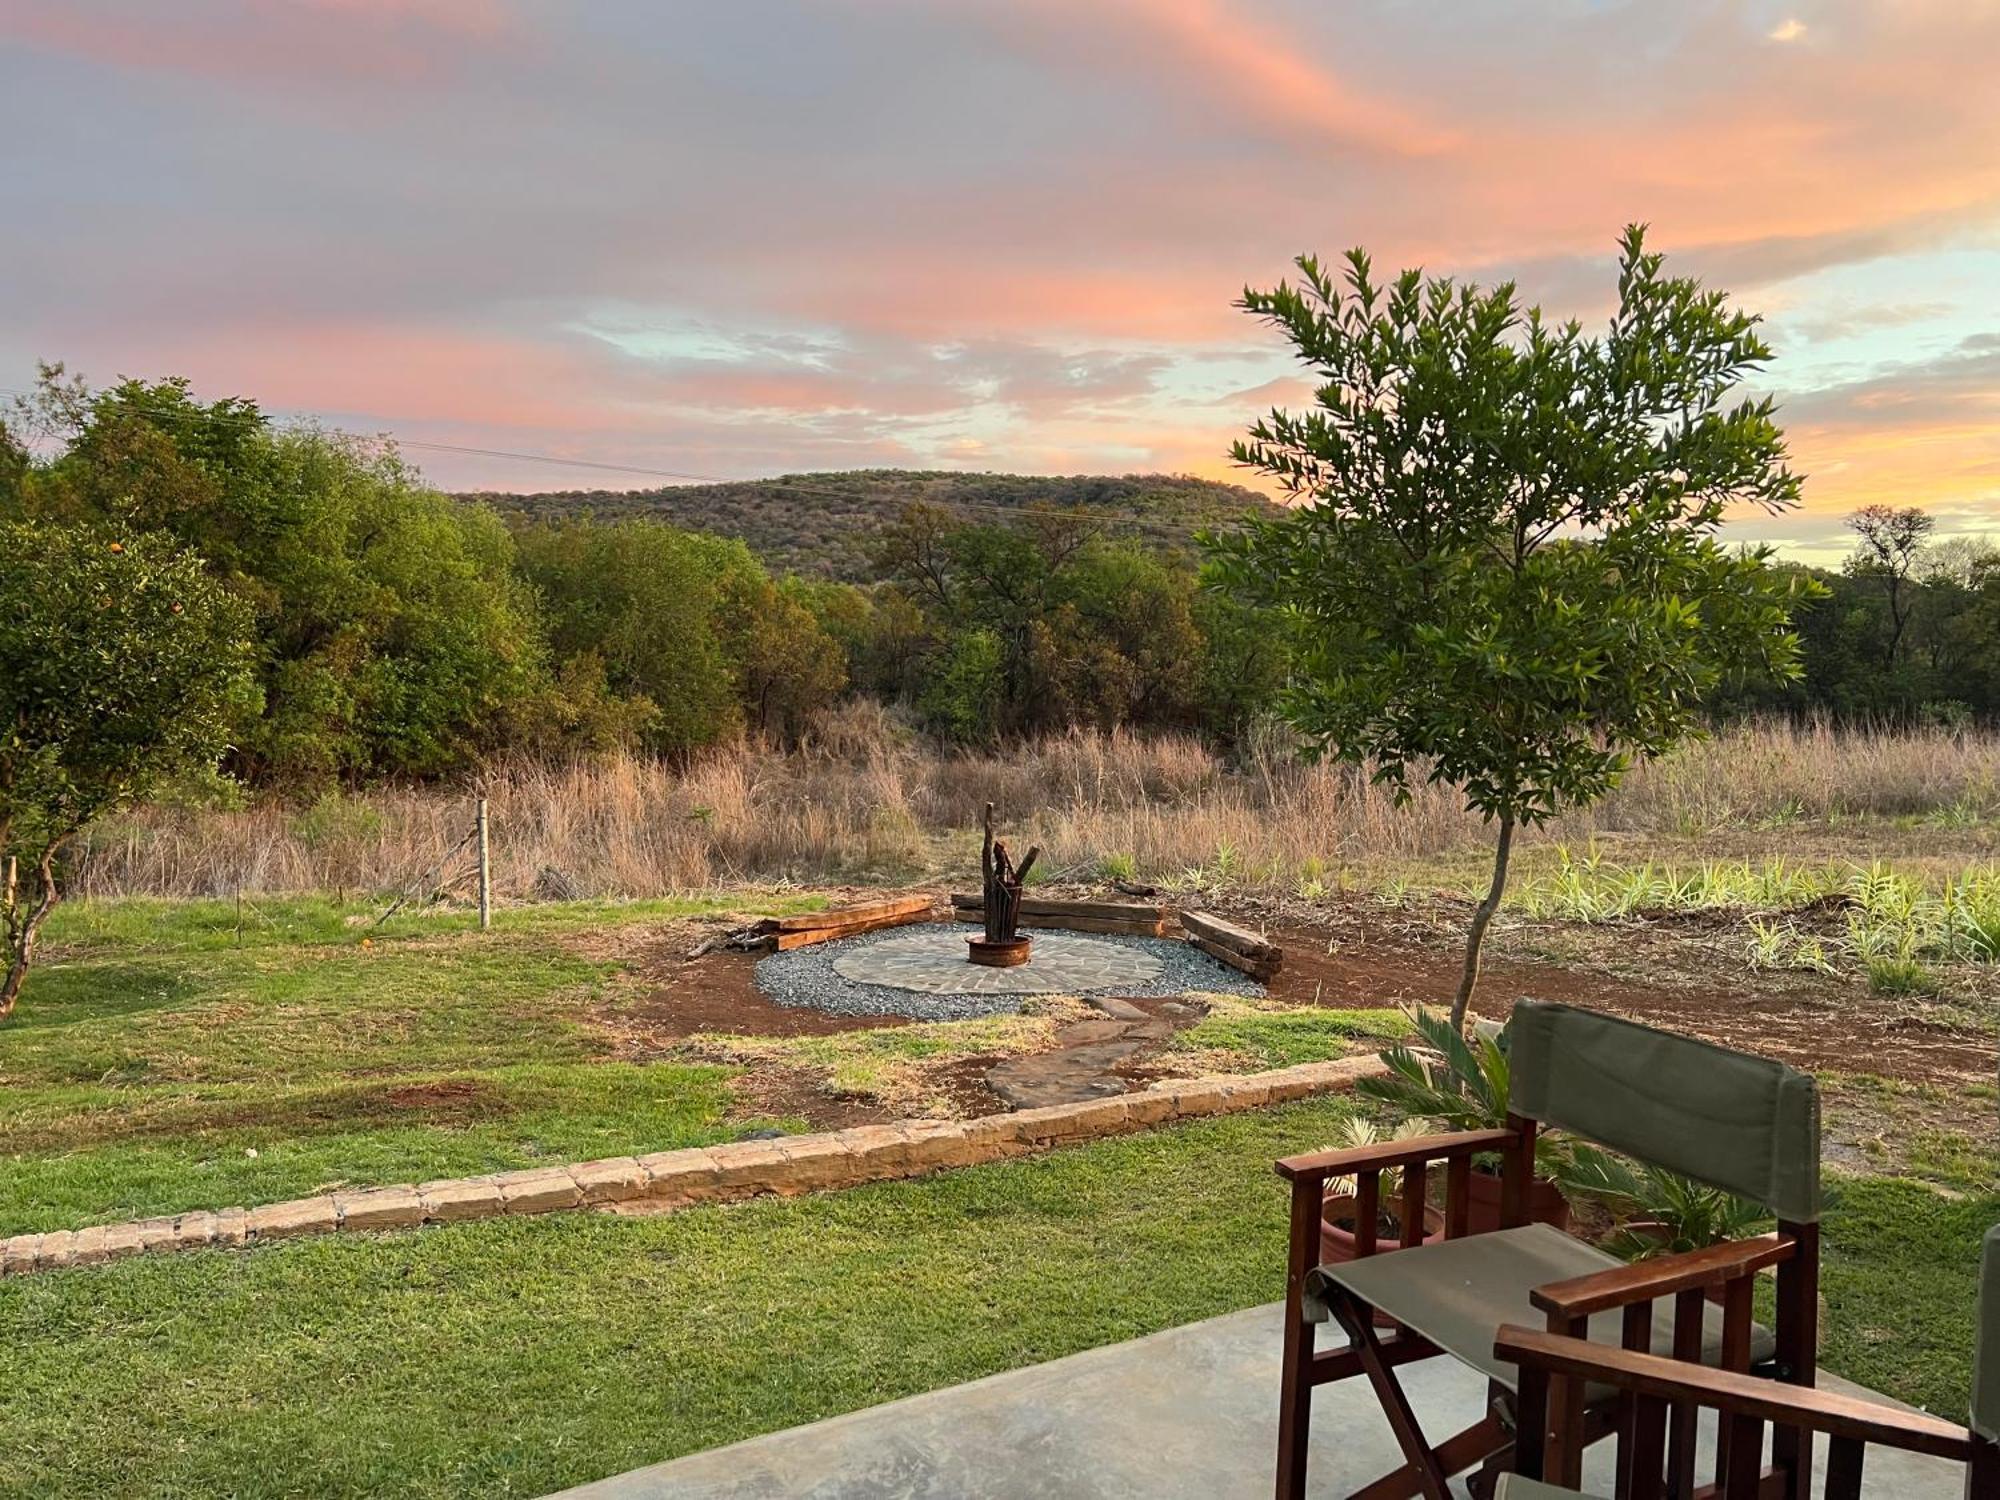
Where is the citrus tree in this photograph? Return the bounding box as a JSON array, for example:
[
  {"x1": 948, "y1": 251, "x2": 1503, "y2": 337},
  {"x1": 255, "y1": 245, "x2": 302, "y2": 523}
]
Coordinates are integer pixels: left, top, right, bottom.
[
  {"x1": 1207, "y1": 226, "x2": 1816, "y2": 1029},
  {"x1": 0, "y1": 521, "x2": 251, "y2": 1017}
]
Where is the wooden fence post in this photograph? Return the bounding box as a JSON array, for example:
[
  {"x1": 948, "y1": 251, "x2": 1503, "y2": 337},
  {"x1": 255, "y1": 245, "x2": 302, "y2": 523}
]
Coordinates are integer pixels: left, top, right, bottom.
[{"x1": 475, "y1": 798, "x2": 491, "y2": 931}]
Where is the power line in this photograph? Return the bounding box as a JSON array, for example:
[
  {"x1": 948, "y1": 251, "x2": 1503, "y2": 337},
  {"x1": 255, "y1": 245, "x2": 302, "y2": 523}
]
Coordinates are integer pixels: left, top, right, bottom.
[{"x1": 0, "y1": 385, "x2": 1261, "y2": 539}]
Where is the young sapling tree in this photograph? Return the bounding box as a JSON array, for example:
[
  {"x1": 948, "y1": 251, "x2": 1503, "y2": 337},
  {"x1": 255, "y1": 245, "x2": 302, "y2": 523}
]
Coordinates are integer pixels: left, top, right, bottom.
[{"x1": 1208, "y1": 227, "x2": 1816, "y2": 1029}]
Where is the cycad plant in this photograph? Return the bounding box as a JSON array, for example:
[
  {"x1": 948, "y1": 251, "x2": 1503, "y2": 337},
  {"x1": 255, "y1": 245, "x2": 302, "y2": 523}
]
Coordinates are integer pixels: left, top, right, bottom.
[
  {"x1": 1317, "y1": 1115, "x2": 1432, "y2": 1201},
  {"x1": 1357, "y1": 1006, "x2": 1508, "y2": 1129},
  {"x1": 1556, "y1": 1142, "x2": 1773, "y2": 1261},
  {"x1": 1355, "y1": 1007, "x2": 1567, "y2": 1176}
]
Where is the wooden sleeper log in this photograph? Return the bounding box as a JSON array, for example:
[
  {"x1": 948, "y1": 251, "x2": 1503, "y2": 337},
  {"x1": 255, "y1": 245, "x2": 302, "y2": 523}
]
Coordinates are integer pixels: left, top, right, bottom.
[
  {"x1": 773, "y1": 893, "x2": 935, "y2": 931},
  {"x1": 1182, "y1": 910, "x2": 1282, "y2": 981},
  {"x1": 1187, "y1": 934, "x2": 1281, "y2": 982},
  {"x1": 747, "y1": 892, "x2": 938, "y2": 951},
  {"x1": 951, "y1": 907, "x2": 1169, "y2": 938},
  {"x1": 948, "y1": 893, "x2": 1168, "y2": 922},
  {"x1": 766, "y1": 909, "x2": 935, "y2": 950},
  {"x1": 1180, "y1": 910, "x2": 1278, "y2": 959}
]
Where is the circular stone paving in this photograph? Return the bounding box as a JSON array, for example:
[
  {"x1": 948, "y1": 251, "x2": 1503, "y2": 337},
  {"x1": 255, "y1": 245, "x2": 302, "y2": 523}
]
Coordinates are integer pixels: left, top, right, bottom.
[
  {"x1": 832, "y1": 928, "x2": 1163, "y2": 995},
  {"x1": 754, "y1": 924, "x2": 1264, "y2": 1021}
]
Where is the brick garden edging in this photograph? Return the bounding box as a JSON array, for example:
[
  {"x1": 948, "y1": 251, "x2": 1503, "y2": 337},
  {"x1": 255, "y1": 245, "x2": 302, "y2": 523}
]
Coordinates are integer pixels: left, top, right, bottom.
[{"x1": 0, "y1": 1056, "x2": 1384, "y2": 1278}]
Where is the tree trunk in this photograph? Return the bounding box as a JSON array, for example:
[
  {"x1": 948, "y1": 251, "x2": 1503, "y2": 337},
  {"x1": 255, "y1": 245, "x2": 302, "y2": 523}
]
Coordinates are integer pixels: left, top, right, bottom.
[
  {"x1": 1450, "y1": 812, "x2": 1515, "y2": 1033},
  {"x1": 0, "y1": 850, "x2": 60, "y2": 1021}
]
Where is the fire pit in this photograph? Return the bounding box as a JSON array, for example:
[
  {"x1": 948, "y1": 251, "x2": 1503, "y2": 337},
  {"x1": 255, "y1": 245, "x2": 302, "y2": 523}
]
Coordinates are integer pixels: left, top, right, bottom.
[
  {"x1": 758, "y1": 926, "x2": 1263, "y2": 1020},
  {"x1": 966, "y1": 935, "x2": 1032, "y2": 967},
  {"x1": 968, "y1": 802, "x2": 1036, "y2": 968}
]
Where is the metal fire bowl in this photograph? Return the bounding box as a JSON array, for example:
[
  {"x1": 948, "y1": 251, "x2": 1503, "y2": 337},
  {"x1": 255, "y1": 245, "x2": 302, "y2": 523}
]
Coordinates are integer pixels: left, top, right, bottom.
[{"x1": 965, "y1": 935, "x2": 1033, "y2": 968}]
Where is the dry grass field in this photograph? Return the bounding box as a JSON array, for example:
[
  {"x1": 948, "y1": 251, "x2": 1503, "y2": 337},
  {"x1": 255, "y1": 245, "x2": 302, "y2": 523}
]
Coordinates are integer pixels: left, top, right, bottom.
[{"x1": 70, "y1": 713, "x2": 2000, "y2": 902}]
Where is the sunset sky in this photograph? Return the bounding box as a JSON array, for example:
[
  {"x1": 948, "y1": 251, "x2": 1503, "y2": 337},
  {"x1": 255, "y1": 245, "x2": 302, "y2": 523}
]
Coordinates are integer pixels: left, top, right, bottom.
[{"x1": 3, "y1": 0, "x2": 1996, "y2": 562}]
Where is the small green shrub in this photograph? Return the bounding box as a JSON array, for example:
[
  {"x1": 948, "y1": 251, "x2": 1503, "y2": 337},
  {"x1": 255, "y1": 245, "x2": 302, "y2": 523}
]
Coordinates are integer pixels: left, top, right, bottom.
[
  {"x1": 1555, "y1": 1142, "x2": 1774, "y2": 1260},
  {"x1": 1867, "y1": 957, "x2": 1941, "y2": 997},
  {"x1": 1356, "y1": 1008, "x2": 1575, "y2": 1178}
]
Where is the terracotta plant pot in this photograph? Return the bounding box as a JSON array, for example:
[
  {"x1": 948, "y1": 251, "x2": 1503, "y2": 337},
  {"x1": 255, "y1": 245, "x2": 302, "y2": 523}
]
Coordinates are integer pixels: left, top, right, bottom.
[
  {"x1": 967, "y1": 935, "x2": 1032, "y2": 967},
  {"x1": 1320, "y1": 1192, "x2": 1446, "y2": 1329},
  {"x1": 1464, "y1": 1168, "x2": 1571, "y2": 1236}
]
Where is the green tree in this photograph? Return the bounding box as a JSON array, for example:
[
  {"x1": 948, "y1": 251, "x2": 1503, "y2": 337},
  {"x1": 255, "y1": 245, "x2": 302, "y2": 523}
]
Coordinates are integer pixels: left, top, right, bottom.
[
  {"x1": 10, "y1": 370, "x2": 549, "y2": 786},
  {"x1": 919, "y1": 628, "x2": 1006, "y2": 742},
  {"x1": 1192, "y1": 586, "x2": 1288, "y2": 734},
  {"x1": 514, "y1": 518, "x2": 731, "y2": 753},
  {"x1": 875, "y1": 504, "x2": 1261, "y2": 738},
  {"x1": 1844, "y1": 504, "x2": 1935, "y2": 673},
  {"x1": 1209, "y1": 226, "x2": 1814, "y2": 1028},
  {"x1": 1051, "y1": 544, "x2": 1202, "y2": 728},
  {"x1": 517, "y1": 520, "x2": 849, "y2": 752},
  {"x1": 0, "y1": 522, "x2": 252, "y2": 1017},
  {"x1": 719, "y1": 573, "x2": 849, "y2": 743}
]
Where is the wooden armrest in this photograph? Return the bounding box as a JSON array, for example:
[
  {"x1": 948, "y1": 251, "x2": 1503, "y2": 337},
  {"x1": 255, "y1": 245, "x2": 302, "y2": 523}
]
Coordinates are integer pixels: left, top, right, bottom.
[
  {"x1": 1529, "y1": 1233, "x2": 1794, "y2": 1319},
  {"x1": 1494, "y1": 1324, "x2": 1976, "y2": 1462},
  {"x1": 1275, "y1": 1126, "x2": 1520, "y2": 1183}
]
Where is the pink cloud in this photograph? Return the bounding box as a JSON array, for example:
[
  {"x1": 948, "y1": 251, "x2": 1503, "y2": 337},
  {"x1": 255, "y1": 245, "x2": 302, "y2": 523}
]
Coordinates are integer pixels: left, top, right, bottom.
[
  {"x1": 110, "y1": 321, "x2": 637, "y2": 434},
  {"x1": 1006, "y1": 0, "x2": 1460, "y2": 158},
  {"x1": 0, "y1": 0, "x2": 517, "y2": 87}
]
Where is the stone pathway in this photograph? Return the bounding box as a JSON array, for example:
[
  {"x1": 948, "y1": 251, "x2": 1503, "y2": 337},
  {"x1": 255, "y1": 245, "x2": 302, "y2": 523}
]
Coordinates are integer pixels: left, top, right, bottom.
[
  {"x1": 832, "y1": 929, "x2": 1164, "y2": 995},
  {"x1": 985, "y1": 1018, "x2": 1165, "y2": 1107},
  {"x1": 983, "y1": 996, "x2": 1205, "y2": 1108}
]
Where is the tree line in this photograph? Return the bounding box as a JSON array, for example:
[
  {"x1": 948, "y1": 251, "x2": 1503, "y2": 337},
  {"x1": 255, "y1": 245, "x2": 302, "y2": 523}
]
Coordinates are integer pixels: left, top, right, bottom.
[
  {"x1": 5, "y1": 367, "x2": 1995, "y2": 807},
  {"x1": 0, "y1": 368, "x2": 1295, "y2": 802}
]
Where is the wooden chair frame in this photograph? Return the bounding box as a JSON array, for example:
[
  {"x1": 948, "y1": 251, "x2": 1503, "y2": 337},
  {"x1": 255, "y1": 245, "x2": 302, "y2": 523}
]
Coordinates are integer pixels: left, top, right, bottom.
[
  {"x1": 1275, "y1": 1112, "x2": 1820, "y2": 1500},
  {"x1": 1495, "y1": 1322, "x2": 2000, "y2": 1499}
]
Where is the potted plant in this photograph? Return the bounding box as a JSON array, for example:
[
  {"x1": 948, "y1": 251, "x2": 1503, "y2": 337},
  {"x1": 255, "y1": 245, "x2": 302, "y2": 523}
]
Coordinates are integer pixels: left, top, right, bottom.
[
  {"x1": 1316, "y1": 1116, "x2": 1445, "y2": 1328},
  {"x1": 1355, "y1": 1007, "x2": 1570, "y2": 1234},
  {"x1": 1555, "y1": 1142, "x2": 1776, "y2": 1293}
]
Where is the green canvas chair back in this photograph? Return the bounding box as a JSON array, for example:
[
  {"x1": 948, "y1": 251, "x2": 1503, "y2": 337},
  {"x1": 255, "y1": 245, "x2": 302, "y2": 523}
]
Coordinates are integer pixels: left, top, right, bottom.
[{"x1": 1506, "y1": 999, "x2": 1820, "y2": 1224}]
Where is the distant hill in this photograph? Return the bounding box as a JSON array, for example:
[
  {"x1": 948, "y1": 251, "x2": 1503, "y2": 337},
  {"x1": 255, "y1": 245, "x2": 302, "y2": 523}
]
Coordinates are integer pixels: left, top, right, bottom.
[{"x1": 465, "y1": 469, "x2": 1281, "y2": 580}]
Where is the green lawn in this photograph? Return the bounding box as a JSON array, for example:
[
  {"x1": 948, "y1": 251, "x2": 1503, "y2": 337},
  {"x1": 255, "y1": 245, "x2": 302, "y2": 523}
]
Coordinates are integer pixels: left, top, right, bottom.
[
  {"x1": 0, "y1": 895, "x2": 826, "y2": 1234},
  {"x1": 3, "y1": 895, "x2": 1990, "y2": 1499},
  {"x1": 1173, "y1": 999, "x2": 1412, "y2": 1069},
  {"x1": 0, "y1": 1096, "x2": 1987, "y2": 1499}
]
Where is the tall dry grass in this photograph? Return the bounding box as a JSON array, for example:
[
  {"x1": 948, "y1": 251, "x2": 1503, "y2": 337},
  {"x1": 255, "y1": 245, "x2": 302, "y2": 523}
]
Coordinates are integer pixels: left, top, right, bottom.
[{"x1": 68, "y1": 710, "x2": 2000, "y2": 901}]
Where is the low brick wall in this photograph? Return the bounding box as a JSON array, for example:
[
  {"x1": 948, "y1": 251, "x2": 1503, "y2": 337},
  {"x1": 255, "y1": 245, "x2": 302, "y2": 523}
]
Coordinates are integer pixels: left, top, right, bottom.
[{"x1": 0, "y1": 1056, "x2": 1383, "y2": 1278}]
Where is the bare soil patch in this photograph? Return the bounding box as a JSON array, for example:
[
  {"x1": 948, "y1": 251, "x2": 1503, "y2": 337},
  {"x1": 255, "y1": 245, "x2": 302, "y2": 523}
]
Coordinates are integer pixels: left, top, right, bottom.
[
  {"x1": 598, "y1": 894, "x2": 1994, "y2": 1166},
  {"x1": 1208, "y1": 894, "x2": 1996, "y2": 1090},
  {"x1": 721, "y1": 1065, "x2": 900, "y2": 1135},
  {"x1": 16, "y1": 1076, "x2": 517, "y2": 1154},
  {"x1": 598, "y1": 927, "x2": 912, "y2": 1050},
  {"x1": 1215, "y1": 891, "x2": 1997, "y2": 1171},
  {"x1": 378, "y1": 1079, "x2": 505, "y2": 1118}
]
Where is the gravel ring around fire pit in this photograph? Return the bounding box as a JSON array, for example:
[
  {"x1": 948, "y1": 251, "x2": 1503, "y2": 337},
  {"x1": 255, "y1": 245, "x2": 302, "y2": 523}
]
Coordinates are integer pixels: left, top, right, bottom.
[{"x1": 754, "y1": 923, "x2": 1267, "y2": 1020}]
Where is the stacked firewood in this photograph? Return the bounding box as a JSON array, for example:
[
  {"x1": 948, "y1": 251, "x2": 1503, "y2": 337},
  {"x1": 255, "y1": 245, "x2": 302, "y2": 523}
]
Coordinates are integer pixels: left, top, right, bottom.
[{"x1": 1180, "y1": 910, "x2": 1283, "y2": 982}]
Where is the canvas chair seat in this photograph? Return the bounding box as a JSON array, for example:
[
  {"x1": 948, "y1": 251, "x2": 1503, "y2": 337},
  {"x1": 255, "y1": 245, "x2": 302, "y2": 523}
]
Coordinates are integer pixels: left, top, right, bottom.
[{"x1": 1308, "y1": 1223, "x2": 1777, "y2": 1400}]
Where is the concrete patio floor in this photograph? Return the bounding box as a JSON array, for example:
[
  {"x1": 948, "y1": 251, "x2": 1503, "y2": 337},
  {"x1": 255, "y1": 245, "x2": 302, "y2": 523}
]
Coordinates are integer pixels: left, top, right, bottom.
[{"x1": 550, "y1": 1303, "x2": 1962, "y2": 1499}]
